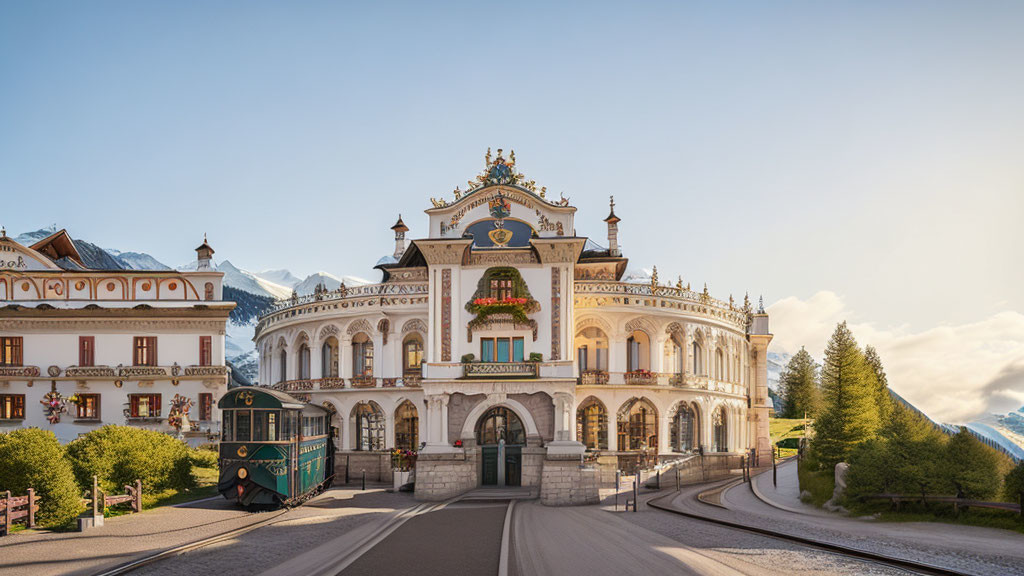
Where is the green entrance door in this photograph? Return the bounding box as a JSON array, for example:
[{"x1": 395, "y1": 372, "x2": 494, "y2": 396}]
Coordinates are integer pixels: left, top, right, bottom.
[
  {"x1": 482, "y1": 446, "x2": 499, "y2": 485},
  {"x1": 505, "y1": 446, "x2": 522, "y2": 487}
]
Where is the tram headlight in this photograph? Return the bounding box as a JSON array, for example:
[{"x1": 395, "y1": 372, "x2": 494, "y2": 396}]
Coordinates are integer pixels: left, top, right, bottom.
[{"x1": 237, "y1": 467, "x2": 248, "y2": 480}]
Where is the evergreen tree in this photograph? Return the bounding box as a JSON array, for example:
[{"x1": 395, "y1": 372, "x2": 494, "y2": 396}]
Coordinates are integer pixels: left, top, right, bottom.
[
  {"x1": 864, "y1": 345, "x2": 892, "y2": 424},
  {"x1": 813, "y1": 322, "x2": 880, "y2": 469},
  {"x1": 779, "y1": 347, "x2": 820, "y2": 418},
  {"x1": 1004, "y1": 461, "x2": 1024, "y2": 502},
  {"x1": 942, "y1": 428, "x2": 1001, "y2": 500}
]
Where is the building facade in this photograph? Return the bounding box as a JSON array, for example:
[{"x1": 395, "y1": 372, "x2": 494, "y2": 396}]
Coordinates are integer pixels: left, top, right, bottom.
[
  {"x1": 254, "y1": 150, "x2": 772, "y2": 504},
  {"x1": 0, "y1": 229, "x2": 234, "y2": 445}
]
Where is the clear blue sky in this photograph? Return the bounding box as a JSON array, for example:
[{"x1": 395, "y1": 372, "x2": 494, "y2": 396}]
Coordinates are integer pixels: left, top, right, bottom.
[{"x1": 3, "y1": 1, "x2": 1022, "y2": 332}]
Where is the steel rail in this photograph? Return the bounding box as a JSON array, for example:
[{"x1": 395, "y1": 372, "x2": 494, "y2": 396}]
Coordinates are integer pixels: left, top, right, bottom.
[{"x1": 646, "y1": 488, "x2": 971, "y2": 576}]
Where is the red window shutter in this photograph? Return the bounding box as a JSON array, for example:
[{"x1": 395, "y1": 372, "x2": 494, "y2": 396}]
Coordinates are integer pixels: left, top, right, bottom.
[
  {"x1": 148, "y1": 337, "x2": 158, "y2": 366},
  {"x1": 16, "y1": 395, "x2": 24, "y2": 418},
  {"x1": 200, "y1": 336, "x2": 212, "y2": 366},
  {"x1": 133, "y1": 337, "x2": 142, "y2": 366},
  {"x1": 153, "y1": 394, "x2": 161, "y2": 416},
  {"x1": 130, "y1": 395, "x2": 139, "y2": 417}
]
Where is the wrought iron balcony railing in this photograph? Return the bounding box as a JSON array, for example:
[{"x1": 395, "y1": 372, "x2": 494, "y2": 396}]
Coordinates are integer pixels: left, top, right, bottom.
[{"x1": 463, "y1": 362, "x2": 539, "y2": 379}]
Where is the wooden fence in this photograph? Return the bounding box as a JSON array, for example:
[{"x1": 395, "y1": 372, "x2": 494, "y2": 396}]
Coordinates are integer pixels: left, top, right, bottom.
[
  {"x1": 0, "y1": 489, "x2": 39, "y2": 536},
  {"x1": 83, "y1": 476, "x2": 143, "y2": 516},
  {"x1": 863, "y1": 493, "x2": 1022, "y2": 516}
]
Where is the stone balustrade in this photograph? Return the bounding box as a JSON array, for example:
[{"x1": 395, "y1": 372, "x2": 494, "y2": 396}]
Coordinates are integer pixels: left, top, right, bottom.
[{"x1": 463, "y1": 362, "x2": 539, "y2": 379}]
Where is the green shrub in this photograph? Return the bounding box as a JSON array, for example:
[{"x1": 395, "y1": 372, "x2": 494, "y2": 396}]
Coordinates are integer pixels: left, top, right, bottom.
[
  {"x1": 529, "y1": 352, "x2": 543, "y2": 362},
  {"x1": 460, "y1": 353, "x2": 475, "y2": 364},
  {"x1": 0, "y1": 428, "x2": 82, "y2": 528},
  {"x1": 189, "y1": 448, "x2": 219, "y2": 469},
  {"x1": 66, "y1": 425, "x2": 195, "y2": 494},
  {"x1": 776, "y1": 438, "x2": 801, "y2": 450},
  {"x1": 1004, "y1": 461, "x2": 1024, "y2": 502},
  {"x1": 194, "y1": 442, "x2": 219, "y2": 452}
]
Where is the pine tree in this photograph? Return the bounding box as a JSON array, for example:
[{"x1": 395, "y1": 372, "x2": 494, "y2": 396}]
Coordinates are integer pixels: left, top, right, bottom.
[
  {"x1": 813, "y1": 322, "x2": 880, "y2": 469},
  {"x1": 779, "y1": 347, "x2": 820, "y2": 418},
  {"x1": 864, "y1": 345, "x2": 892, "y2": 424},
  {"x1": 943, "y1": 428, "x2": 1001, "y2": 500}
]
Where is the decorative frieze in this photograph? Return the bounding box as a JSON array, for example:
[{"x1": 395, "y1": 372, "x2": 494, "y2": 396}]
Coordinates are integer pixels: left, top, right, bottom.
[
  {"x1": 65, "y1": 366, "x2": 115, "y2": 377},
  {"x1": 118, "y1": 366, "x2": 167, "y2": 378},
  {"x1": 441, "y1": 269, "x2": 452, "y2": 361},
  {"x1": 0, "y1": 366, "x2": 41, "y2": 378},
  {"x1": 351, "y1": 376, "x2": 376, "y2": 388},
  {"x1": 551, "y1": 267, "x2": 561, "y2": 361},
  {"x1": 463, "y1": 362, "x2": 538, "y2": 378},
  {"x1": 183, "y1": 365, "x2": 228, "y2": 377}
]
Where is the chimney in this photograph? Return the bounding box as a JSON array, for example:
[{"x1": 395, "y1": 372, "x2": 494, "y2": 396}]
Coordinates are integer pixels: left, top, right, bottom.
[
  {"x1": 195, "y1": 234, "x2": 215, "y2": 271},
  {"x1": 603, "y1": 196, "x2": 621, "y2": 257},
  {"x1": 391, "y1": 215, "x2": 409, "y2": 260}
]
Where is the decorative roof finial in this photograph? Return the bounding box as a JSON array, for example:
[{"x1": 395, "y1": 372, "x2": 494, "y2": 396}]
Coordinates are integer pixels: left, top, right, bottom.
[
  {"x1": 485, "y1": 147, "x2": 492, "y2": 165},
  {"x1": 1, "y1": 226, "x2": 5, "y2": 238},
  {"x1": 203, "y1": 232, "x2": 207, "y2": 243},
  {"x1": 676, "y1": 275, "x2": 683, "y2": 289},
  {"x1": 758, "y1": 295, "x2": 765, "y2": 314},
  {"x1": 650, "y1": 266, "x2": 658, "y2": 288},
  {"x1": 729, "y1": 294, "x2": 735, "y2": 309},
  {"x1": 509, "y1": 149, "x2": 516, "y2": 165}
]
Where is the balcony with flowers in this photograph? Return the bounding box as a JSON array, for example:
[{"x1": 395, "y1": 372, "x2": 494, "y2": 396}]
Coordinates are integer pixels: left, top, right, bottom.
[{"x1": 465, "y1": 267, "x2": 540, "y2": 340}]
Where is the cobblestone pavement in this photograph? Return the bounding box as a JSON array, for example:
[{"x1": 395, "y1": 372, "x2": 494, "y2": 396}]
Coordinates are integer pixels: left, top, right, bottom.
[
  {"x1": 0, "y1": 487, "x2": 414, "y2": 576},
  {"x1": 515, "y1": 496, "x2": 905, "y2": 576},
  {"x1": 661, "y1": 470, "x2": 1024, "y2": 576}
]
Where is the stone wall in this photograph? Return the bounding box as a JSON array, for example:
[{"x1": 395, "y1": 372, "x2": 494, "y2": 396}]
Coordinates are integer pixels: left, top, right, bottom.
[
  {"x1": 415, "y1": 450, "x2": 479, "y2": 501},
  {"x1": 509, "y1": 392, "x2": 554, "y2": 441},
  {"x1": 448, "y1": 393, "x2": 485, "y2": 442},
  {"x1": 521, "y1": 447, "x2": 545, "y2": 487},
  {"x1": 335, "y1": 452, "x2": 391, "y2": 483},
  {"x1": 595, "y1": 453, "x2": 618, "y2": 487},
  {"x1": 540, "y1": 457, "x2": 600, "y2": 506}
]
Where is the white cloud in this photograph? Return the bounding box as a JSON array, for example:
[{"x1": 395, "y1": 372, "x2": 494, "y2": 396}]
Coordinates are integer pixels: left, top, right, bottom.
[{"x1": 767, "y1": 291, "x2": 1024, "y2": 423}]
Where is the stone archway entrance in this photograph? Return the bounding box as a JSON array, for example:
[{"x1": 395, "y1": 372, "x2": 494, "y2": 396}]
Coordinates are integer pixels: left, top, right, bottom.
[{"x1": 476, "y1": 406, "x2": 526, "y2": 487}]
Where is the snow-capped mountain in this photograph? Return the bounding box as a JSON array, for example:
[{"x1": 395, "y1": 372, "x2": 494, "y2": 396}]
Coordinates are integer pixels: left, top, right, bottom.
[
  {"x1": 255, "y1": 269, "x2": 302, "y2": 289},
  {"x1": 176, "y1": 259, "x2": 293, "y2": 300},
  {"x1": 767, "y1": 351, "x2": 791, "y2": 393},
  {"x1": 621, "y1": 267, "x2": 653, "y2": 284},
  {"x1": 293, "y1": 271, "x2": 370, "y2": 296},
  {"x1": 107, "y1": 249, "x2": 170, "y2": 270}
]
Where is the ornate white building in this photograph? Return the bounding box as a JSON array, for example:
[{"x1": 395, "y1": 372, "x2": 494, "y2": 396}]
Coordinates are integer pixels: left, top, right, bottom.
[
  {"x1": 254, "y1": 150, "x2": 772, "y2": 504},
  {"x1": 0, "y1": 229, "x2": 233, "y2": 445}
]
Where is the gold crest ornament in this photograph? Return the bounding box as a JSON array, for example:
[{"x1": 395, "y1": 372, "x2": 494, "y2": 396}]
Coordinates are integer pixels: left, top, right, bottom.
[
  {"x1": 488, "y1": 228, "x2": 514, "y2": 246},
  {"x1": 238, "y1": 390, "x2": 254, "y2": 406},
  {"x1": 237, "y1": 445, "x2": 248, "y2": 458}
]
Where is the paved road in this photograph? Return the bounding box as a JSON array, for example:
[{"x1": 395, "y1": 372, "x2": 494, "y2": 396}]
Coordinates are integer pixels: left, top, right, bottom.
[{"x1": 341, "y1": 500, "x2": 508, "y2": 576}]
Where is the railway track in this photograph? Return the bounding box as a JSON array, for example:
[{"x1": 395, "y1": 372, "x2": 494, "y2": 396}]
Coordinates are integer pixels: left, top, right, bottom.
[{"x1": 646, "y1": 487, "x2": 971, "y2": 576}]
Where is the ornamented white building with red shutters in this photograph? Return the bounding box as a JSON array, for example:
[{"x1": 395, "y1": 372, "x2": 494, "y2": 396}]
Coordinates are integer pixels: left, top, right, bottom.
[
  {"x1": 0, "y1": 229, "x2": 234, "y2": 445},
  {"x1": 253, "y1": 149, "x2": 773, "y2": 503}
]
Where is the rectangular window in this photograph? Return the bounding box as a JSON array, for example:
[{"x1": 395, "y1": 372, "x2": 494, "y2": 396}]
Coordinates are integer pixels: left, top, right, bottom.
[
  {"x1": 129, "y1": 394, "x2": 161, "y2": 418},
  {"x1": 513, "y1": 337, "x2": 524, "y2": 362},
  {"x1": 199, "y1": 392, "x2": 213, "y2": 421},
  {"x1": 0, "y1": 337, "x2": 23, "y2": 366},
  {"x1": 133, "y1": 337, "x2": 158, "y2": 366},
  {"x1": 254, "y1": 411, "x2": 279, "y2": 441},
  {"x1": 578, "y1": 346, "x2": 588, "y2": 372},
  {"x1": 480, "y1": 338, "x2": 495, "y2": 362},
  {"x1": 76, "y1": 394, "x2": 100, "y2": 420},
  {"x1": 222, "y1": 410, "x2": 234, "y2": 441},
  {"x1": 79, "y1": 336, "x2": 95, "y2": 367},
  {"x1": 496, "y1": 338, "x2": 510, "y2": 363},
  {"x1": 199, "y1": 336, "x2": 212, "y2": 366},
  {"x1": 235, "y1": 410, "x2": 251, "y2": 442},
  {"x1": 0, "y1": 394, "x2": 25, "y2": 419},
  {"x1": 489, "y1": 278, "x2": 513, "y2": 300}
]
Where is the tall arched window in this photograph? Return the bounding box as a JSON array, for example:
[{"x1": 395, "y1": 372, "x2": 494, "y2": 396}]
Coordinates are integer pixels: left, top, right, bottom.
[
  {"x1": 673, "y1": 340, "x2": 683, "y2": 374},
  {"x1": 670, "y1": 404, "x2": 698, "y2": 452},
  {"x1": 626, "y1": 331, "x2": 649, "y2": 372},
  {"x1": 298, "y1": 343, "x2": 311, "y2": 380},
  {"x1": 617, "y1": 398, "x2": 657, "y2": 451},
  {"x1": 712, "y1": 406, "x2": 728, "y2": 453},
  {"x1": 574, "y1": 326, "x2": 609, "y2": 373},
  {"x1": 395, "y1": 401, "x2": 419, "y2": 450},
  {"x1": 715, "y1": 349, "x2": 725, "y2": 380},
  {"x1": 354, "y1": 402, "x2": 385, "y2": 451},
  {"x1": 321, "y1": 337, "x2": 339, "y2": 378},
  {"x1": 278, "y1": 349, "x2": 287, "y2": 383},
  {"x1": 403, "y1": 335, "x2": 423, "y2": 375},
  {"x1": 692, "y1": 340, "x2": 704, "y2": 376},
  {"x1": 476, "y1": 406, "x2": 526, "y2": 445},
  {"x1": 576, "y1": 399, "x2": 608, "y2": 450},
  {"x1": 352, "y1": 333, "x2": 374, "y2": 377}
]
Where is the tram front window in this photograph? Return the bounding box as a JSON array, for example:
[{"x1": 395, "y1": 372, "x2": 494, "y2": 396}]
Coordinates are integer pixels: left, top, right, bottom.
[
  {"x1": 254, "y1": 411, "x2": 279, "y2": 441},
  {"x1": 235, "y1": 410, "x2": 251, "y2": 442},
  {"x1": 222, "y1": 411, "x2": 234, "y2": 441}
]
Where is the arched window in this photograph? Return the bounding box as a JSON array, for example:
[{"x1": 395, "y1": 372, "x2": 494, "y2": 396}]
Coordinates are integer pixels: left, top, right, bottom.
[
  {"x1": 278, "y1": 349, "x2": 287, "y2": 383},
  {"x1": 673, "y1": 341, "x2": 683, "y2": 374},
  {"x1": 626, "y1": 330, "x2": 650, "y2": 372},
  {"x1": 712, "y1": 406, "x2": 728, "y2": 452},
  {"x1": 715, "y1": 349, "x2": 724, "y2": 380},
  {"x1": 574, "y1": 326, "x2": 609, "y2": 373},
  {"x1": 352, "y1": 333, "x2": 374, "y2": 377},
  {"x1": 395, "y1": 401, "x2": 419, "y2": 450},
  {"x1": 476, "y1": 407, "x2": 526, "y2": 446},
  {"x1": 354, "y1": 402, "x2": 385, "y2": 451},
  {"x1": 576, "y1": 399, "x2": 608, "y2": 450},
  {"x1": 298, "y1": 343, "x2": 311, "y2": 380},
  {"x1": 617, "y1": 398, "x2": 657, "y2": 451},
  {"x1": 670, "y1": 404, "x2": 698, "y2": 452},
  {"x1": 692, "y1": 340, "x2": 704, "y2": 376},
  {"x1": 403, "y1": 335, "x2": 423, "y2": 375},
  {"x1": 321, "y1": 337, "x2": 339, "y2": 378}
]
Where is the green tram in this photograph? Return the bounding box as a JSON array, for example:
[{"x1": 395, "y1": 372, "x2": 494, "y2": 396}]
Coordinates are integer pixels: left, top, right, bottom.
[{"x1": 217, "y1": 387, "x2": 335, "y2": 507}]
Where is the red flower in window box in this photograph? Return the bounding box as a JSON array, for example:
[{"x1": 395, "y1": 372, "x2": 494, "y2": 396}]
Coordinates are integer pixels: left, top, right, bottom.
[{"x1": 453, "y1": 439, "x2": 463, "y2": 447}]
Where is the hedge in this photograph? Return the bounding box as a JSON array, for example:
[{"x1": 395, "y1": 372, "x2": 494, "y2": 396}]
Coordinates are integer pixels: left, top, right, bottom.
[
  {"x1": 0, "y1": 428, "x2": 82, "y2": 528},
  {"x1": 66, "y1": 425, "x2": 195, "y2": 494}
]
